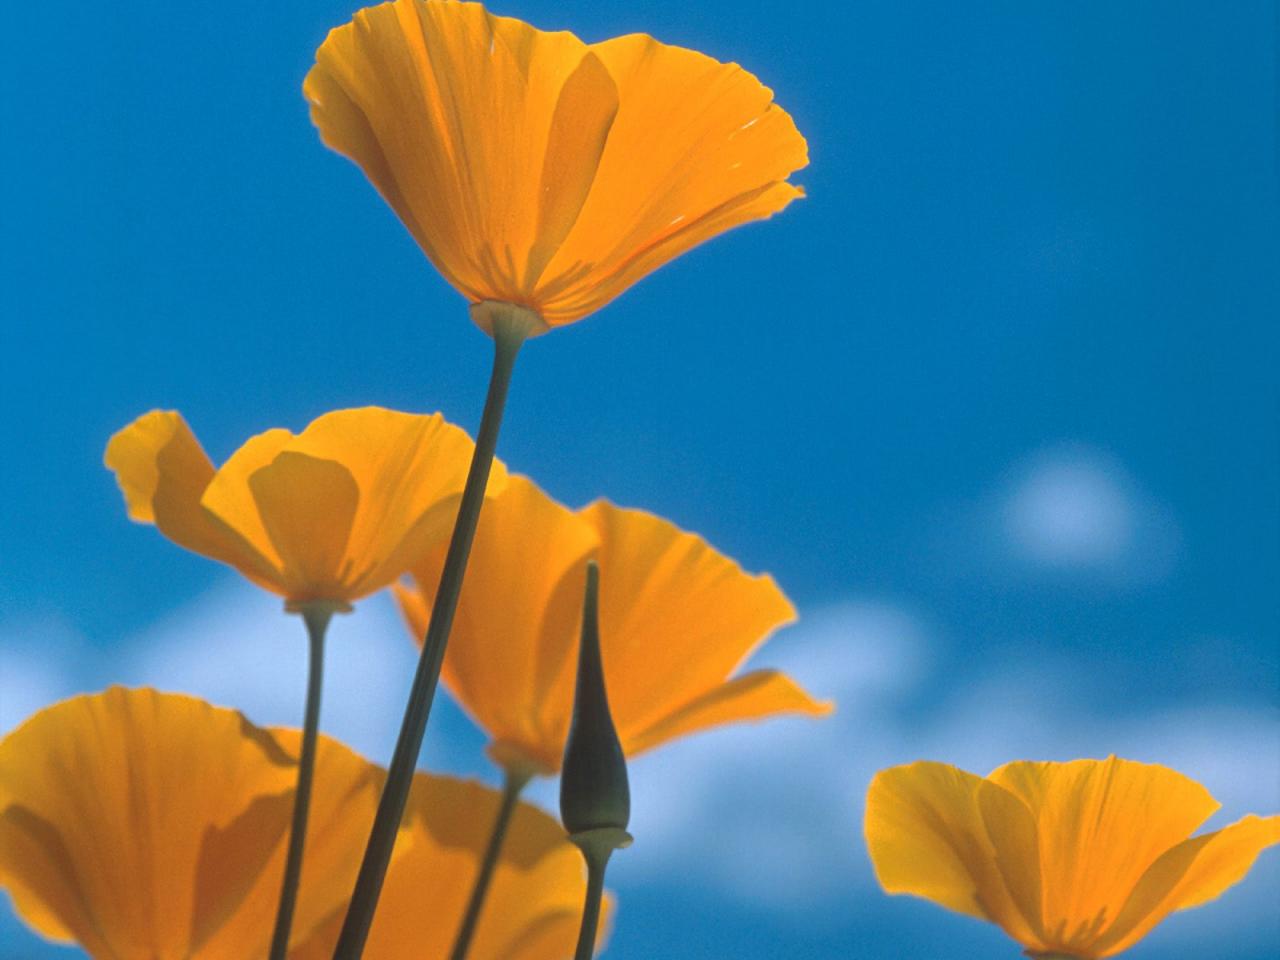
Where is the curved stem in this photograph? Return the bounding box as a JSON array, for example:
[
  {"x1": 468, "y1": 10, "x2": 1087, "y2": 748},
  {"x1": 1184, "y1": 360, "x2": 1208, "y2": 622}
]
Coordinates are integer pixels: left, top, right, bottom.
[
  {"x1": 572, "y1": 841, "x2": 613, "y2": 960},
  {"x1": 269, "y1": 605, "x2": 333, "y2": 960},
  {"x1": 334, "y1": 316, "x2": 529, "y2": 958},
  {"x1": 448, "y1": 768, "x2": 532, "y2": 960}
]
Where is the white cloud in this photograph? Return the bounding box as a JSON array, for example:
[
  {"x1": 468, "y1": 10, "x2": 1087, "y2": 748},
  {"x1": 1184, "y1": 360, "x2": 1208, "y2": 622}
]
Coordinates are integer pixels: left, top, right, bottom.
[
  {"x1": 114, "y1": 580, "x2": 421, "y2": 767},
  {"x1": 994, "y1": 445, "x2": 1181, "y2": 585}
]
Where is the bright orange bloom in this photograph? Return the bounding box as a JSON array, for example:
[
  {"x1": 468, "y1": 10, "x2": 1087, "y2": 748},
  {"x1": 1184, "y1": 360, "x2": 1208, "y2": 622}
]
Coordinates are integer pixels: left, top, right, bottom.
[
  {"x1": 305, "y1": 0, "x2": 807, "y2": 329},
  {"x1": 0, "y1": 687, "x2": 382, "y2": 957},
  {"x1": 0, "y1": 689, "x2": 602, "y2": 959},
  {"x1": 292, "y1": 776, "x2": 609, "y2": 959},
  {"x1": 864, "y1": 756, "x2": 1280, "y2": 958},
  {"x1": 395, "y1": 475, "x2": 830, "y2": 774},
  {"x1": 105, "y1": 407, "x2": 503, "y2": 608}
]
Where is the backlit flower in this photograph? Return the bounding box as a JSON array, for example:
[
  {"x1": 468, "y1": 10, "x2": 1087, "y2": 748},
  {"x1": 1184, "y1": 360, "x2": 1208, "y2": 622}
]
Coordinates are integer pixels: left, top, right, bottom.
[
  {"x1": 305, "y1": 0, "x2": 807, "y2": 329},
  {"x1": 864, "y1": 756, "x2": 1280, "y2": 958},
  {"x1": 0, "y1": 689, "x2": 603, "y2": 959},
  {"x1": 292, "y1": 775, "x2": 607, "y2": 959},
  {"x1": 105, "y1": 406, "x2": 503, "y2": 608},
  {"x1": 395, "y1": 474, "x2": 830, "y2": 774},
  {"x1": 0, "y1": 687, "x2": 382, "y2": 957}
]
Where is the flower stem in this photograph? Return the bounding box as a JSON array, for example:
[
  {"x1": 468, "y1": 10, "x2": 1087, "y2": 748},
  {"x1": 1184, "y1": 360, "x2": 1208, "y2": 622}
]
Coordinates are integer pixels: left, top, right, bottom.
[
  {"x1": 268, "y1": 604, "x2": 335, "y2": 960},
  {"x1": 447, "y1": 767, "x2": 532, "y2": 960},
  {"x1": 570, "y1": 832, "x2": 619, "y2": 960},
  {"x1": 333, "y1": 308, "x2": 534, "y2": 959}
]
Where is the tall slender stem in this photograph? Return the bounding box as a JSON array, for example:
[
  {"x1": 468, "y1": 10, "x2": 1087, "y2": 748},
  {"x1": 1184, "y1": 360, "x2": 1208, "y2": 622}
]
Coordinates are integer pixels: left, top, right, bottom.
[
  {"x1": 448, "y1": 767, "x2": 532, "y2": 960},
  {"x1": 571, "y1": 840, "x2": 613, "y2": 960},
  {"x1": 334, "y1": 310, "x2": 533, "y2": 958},
  {"x1": 269, "y1": 604, "x2": 334, "y2": 960}
]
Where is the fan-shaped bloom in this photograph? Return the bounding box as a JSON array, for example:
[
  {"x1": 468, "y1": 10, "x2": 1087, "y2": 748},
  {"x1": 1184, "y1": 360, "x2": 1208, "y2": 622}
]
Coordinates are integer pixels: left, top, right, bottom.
[
  {"x1": 395, "y1": 474, "x2": 830, "y2": 774},
  {"x1": 0, "y1": 687, "x2": 382, "y2": 957},
  {"x1": 0, "y1": 688, "x2": 602, "y2": 959},
  {"x1": 293, "y1": 776, "x2": 609, "y2": 959},
  {"x1": 105, "y1": 407, "x2": 503, "y2": 608},
  {"x1": 864, "y1": 757, "x2": 1280, "y2": 958},
  {"x1": 305, "y1": 0, "x2": 808, "y2": 329}
]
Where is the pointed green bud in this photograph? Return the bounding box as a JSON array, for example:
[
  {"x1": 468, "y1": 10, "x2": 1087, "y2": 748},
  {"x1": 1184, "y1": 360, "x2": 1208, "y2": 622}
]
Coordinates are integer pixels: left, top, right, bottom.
[{"x1": 560, "y1": 561, "x2": 631, "y2": 838}]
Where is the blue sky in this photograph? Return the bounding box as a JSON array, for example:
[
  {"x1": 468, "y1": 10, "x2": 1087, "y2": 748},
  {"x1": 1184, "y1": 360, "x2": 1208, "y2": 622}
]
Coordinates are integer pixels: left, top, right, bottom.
[{"x1": 2, "y1": 0, "x2": 1278, "y2": 958}]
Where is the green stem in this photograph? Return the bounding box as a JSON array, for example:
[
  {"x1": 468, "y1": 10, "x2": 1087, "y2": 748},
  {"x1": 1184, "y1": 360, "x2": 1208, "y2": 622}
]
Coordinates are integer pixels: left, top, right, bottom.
[
  {"x1": 571, "y1": 839, "x2": 613, "y2": 960},
  {"x1": 333, "y1": 310, "x2": 533, "y2": 959},
  {"x1": 447, "y1": 768, "x2": 532, "y2": 960},
  {"x1": 269, "y1": 604, "x2": 334, "y2": 960}
]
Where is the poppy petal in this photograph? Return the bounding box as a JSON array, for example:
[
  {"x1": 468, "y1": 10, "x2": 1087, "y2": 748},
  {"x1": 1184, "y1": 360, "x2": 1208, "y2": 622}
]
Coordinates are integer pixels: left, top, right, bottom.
[
  {"x1": 1095, "y1": 813, "x2": 1280, "y2": 956},
  {"x1": 988, "y1": 756, "x2": 1219, "y2": 953},
  {"x1": 291, "y1": 775, "x2": 598, "y2": 959},
  {"x1": 624, "y1": 669, "x2": 831, "y2": 756},
  {"x1": 247, "y1": 452, "x2": 359, "y2": 601},
  {"x1": 105, "y1": 412, "x2": 278, "y2": 588},
  {"x1": 283, "y1": 407, "x2": 492, "y2": 599},
  {"x1": 581, "y1": 500, "x2": 801, "y2": 737},
  {"x1": 404, "y1": 475, "x2": 597, "y2": 772},
  {"x1": 0, "y1": 688, "x2": 296, "y2": 956},
  {"x1": 539, "y1": 33, "x2": 807, "y2": 321},
  {"x1": 864, "y1": 762, "x2": 1044, "y2": 945}
]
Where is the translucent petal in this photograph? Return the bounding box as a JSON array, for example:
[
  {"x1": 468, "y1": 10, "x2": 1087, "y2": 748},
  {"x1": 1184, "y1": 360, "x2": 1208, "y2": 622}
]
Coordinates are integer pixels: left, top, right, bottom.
[
  {"x1": 0, "y1": 688, "x2": 387, "y2": 959},
  {"x1": 864, "y1": 762, "x2": 1044, "y2": 945},
  {"x1": 1095, "y1": 814, "x2": 1280, "y2": 956},
  {"x1": 290, "y1": 775, "x2": 601, "y2": 959},
  {"x1": 988, "y1": 757, "x2": 1219, "y2": 954},
  {"x1": 580, "y1": 500, "x2": 801, "y2": 737},
  {"x1": 105, "y1": 411, "x2": 279, "y2": 590},
  {"x1": 401, "y1": 474, "x2": 596, "y2": 772},
  {"x1": 305, "y1": 1, "x2": 805, "y2": 325},
  {"x1": 624, "y1": 669, "x2": 830, "y2": 756}
]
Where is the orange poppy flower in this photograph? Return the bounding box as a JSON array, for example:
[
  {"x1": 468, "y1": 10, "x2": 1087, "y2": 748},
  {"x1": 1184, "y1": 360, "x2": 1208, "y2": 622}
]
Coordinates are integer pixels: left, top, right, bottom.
[
  {"x1": 305, "y1": 0, "x2": 807, "y2": 329},
  {"x1": 0, "y1": 688, "x2": 603, "y2": 959},
  {"x1": 395, "y1": 474, "x2": 830, "y2": 775},
  {"x1": 0, "y1": 687, "x2": 382, "y2": 957},
  {"x1": 105, "y1": 407, "x2": 503, "y2": 608},
  {"x1": 292, "y1": 776, "x2": 609, "y2": 959},
  {"x1": 864, "y1": 756, "x2": 1280, "y2": 958}
]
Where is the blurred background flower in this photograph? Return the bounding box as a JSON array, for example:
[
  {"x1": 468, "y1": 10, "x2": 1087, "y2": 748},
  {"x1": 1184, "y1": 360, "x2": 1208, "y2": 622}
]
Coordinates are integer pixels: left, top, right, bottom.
[{"x1": 0, "y1": 0, "x2": 1275, "y2": 957}]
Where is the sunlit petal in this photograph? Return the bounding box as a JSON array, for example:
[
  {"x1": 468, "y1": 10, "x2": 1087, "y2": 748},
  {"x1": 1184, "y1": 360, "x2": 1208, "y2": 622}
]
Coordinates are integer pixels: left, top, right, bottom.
[
  {"x1": 1096, "y1": 814, "x2": 1280, "y2": 956},
  {"x1": 864, "y1": 762, "x2": 1044, "y2": 945},
  {"x1": 291, "y1": 774, "x2": 602, "y2": 959},
  {"x1": 0, "y1": 689, "x2": 388, "y2": 959},
  {"x1": 305, "y1": 0, "x2": 805, "y2": 326}
]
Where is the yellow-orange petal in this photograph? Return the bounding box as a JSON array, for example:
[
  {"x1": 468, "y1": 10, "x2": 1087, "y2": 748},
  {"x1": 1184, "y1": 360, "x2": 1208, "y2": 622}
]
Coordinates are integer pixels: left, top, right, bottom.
[
  {"x1": 0, "y1": 688, "x2": 387, "y2": 958},
  {"x1": 306, "y1": 1, "x2": 805, "y2": 327},
  {"x1": 864, "y1": 761, "x2": 1045, "y2": 946},
  {"x1": 1093, "y1": 813, "x2": 1280, "y2": 956},
  {"x1": 537, "y1": 34, "x2": 808, "y2": 322},
  {"x1": 987, "y1": 756, "x2": 1220, "y2": 954},
  {"x1": 0, "y1": 688, "x2": 297, "y2": 955},
  {"x1": 579, "y1": 500, "x2": 802, "y2": 738},
  {"x1": 291, "y1": 774, "x2": 605, "y2": 960},
  {"x1": 105, "y1": 411, "x2": 279, "y2": 588},
  {"x1": 404, "y1": 474, "x2": 597, "y2": 771},
  {"x1": 623, "y1": 669, "x2": 831, "y2": 756},
  {"x1": 281, "y1": 407, "x2": 497, "y2": 599},
  {"x1": 306, "y1": 0, "x2": 618, "y2": 312},
  {"x1": 247, "y1": 452, "x2": 360, "y2": 601}
]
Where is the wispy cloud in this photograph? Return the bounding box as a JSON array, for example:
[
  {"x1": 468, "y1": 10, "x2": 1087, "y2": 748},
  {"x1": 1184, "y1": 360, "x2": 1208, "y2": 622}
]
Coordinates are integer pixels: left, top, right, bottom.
[{"x1": 941, "y1": 444, "x2": 1182, "y2": 588}]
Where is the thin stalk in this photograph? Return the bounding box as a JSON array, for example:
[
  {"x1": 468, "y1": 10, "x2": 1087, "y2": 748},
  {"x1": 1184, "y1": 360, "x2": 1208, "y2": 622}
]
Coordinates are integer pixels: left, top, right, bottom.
[
  {"x1": 571, "y1": 840, "x2": 613, "y2": 960},
  {"x1": 334, "y1": 311, "x2": 532, "y2": 958},
  {"x1": 269, "y1": 604, "x2": 335, "y2": 960},
  {"x1": 447, "y1": 767, "x2": 532, "y2": 960}
]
